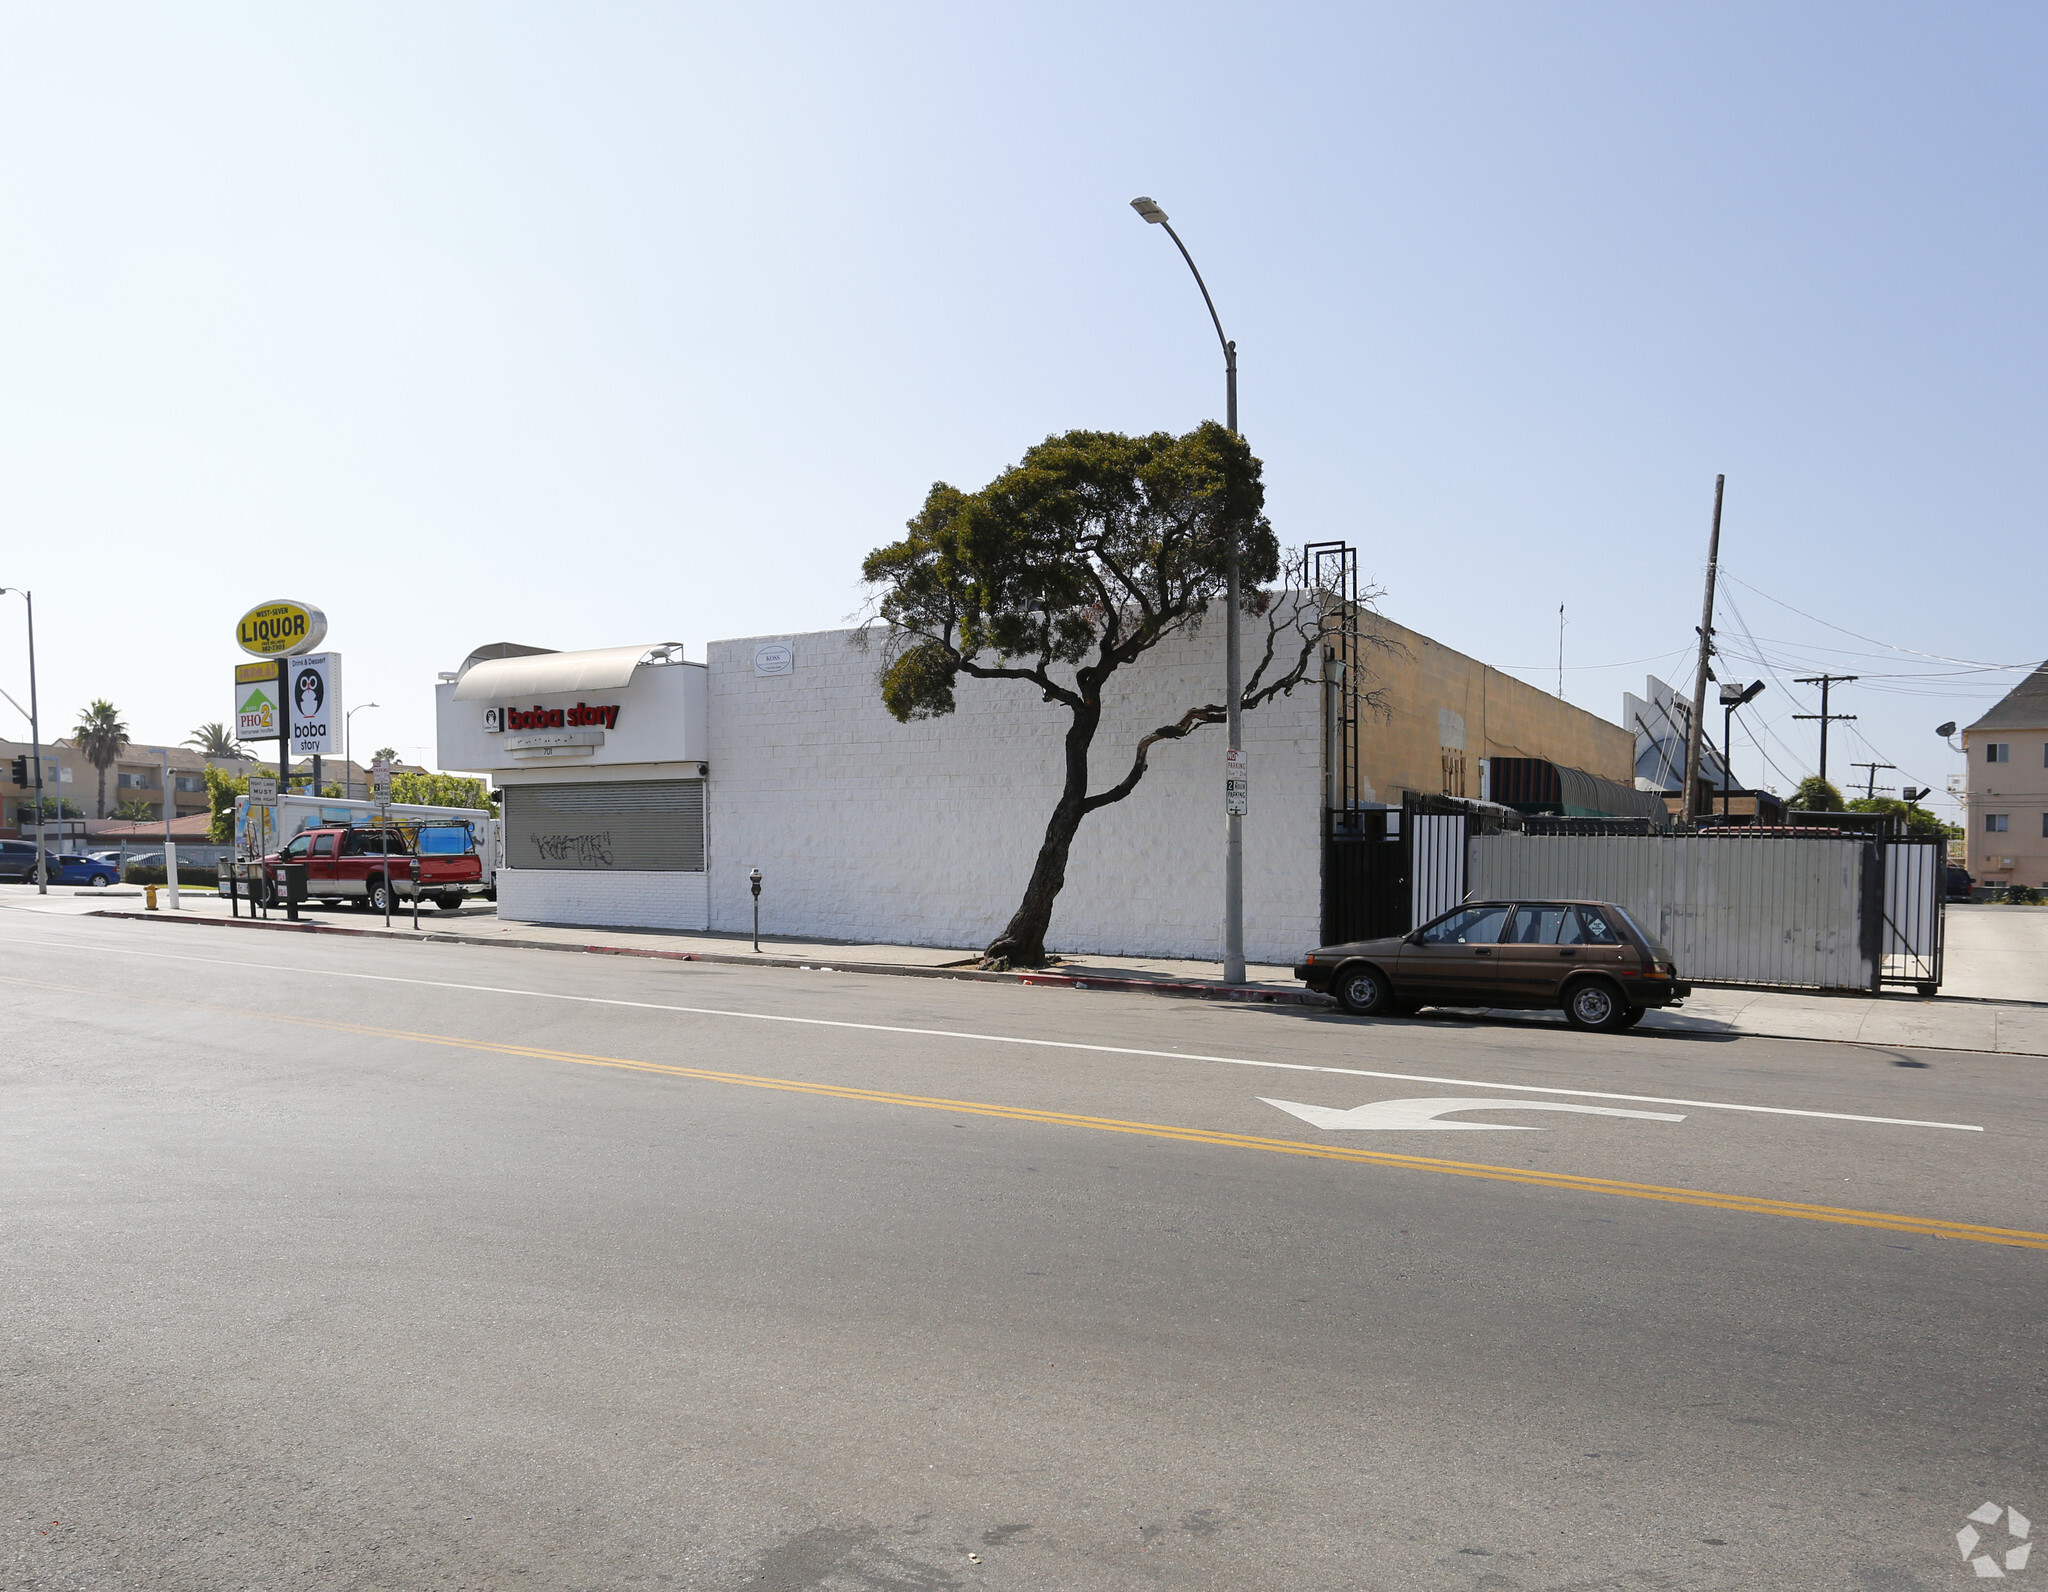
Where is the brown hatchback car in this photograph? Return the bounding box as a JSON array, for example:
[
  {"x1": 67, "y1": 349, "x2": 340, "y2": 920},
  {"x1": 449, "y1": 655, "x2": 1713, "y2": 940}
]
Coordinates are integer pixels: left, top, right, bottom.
[{"x1": 1294, "y1": 899, "x2": 1690, "y2": 1032}]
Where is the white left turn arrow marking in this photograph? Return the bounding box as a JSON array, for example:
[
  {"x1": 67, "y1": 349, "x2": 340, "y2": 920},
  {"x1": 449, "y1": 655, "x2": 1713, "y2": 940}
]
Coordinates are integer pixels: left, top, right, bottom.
[{"x1": 1260, "y1": 1096, "x2": 1688, "y2": 1132}]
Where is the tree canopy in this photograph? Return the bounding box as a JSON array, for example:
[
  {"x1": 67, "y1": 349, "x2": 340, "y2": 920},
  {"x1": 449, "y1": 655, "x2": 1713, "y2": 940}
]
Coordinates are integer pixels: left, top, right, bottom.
[
  {"x1": 1846, "y1": 795, "x2": 1961, "y2": 840},
  {"x1": 71, "y1": 698, "x2": 128, "y2": 820},
  {"x1": 1787, "y1": 775, "x2": 1845, "y2": 811},
  {"x1": 867, "y1": 423, "x2": 1278, "y2": 726},
  {"x1": 183, "y1": 722, "x2": 245, "y2": 760},
  {"x1": 863, "y1": 423, "x2": 1350, "y2": 967}
]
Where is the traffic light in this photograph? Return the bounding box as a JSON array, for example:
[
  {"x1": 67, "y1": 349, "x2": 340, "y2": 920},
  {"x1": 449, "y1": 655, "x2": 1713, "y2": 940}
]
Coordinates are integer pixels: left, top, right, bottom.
[{"x1": 8, "y1": 755, "x2": 27, "y2": 787}]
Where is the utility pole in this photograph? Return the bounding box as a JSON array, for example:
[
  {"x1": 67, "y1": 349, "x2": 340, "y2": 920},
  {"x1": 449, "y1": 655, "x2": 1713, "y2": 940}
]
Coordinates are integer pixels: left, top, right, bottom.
[
  {"x1": 1850, "y1": 760, "x2": 1895, "y2": 800},
  {"x1": 0, "y1": 587, "x2": 45, "y2": 893},
  {"x1": 1793, "y1": 673, "x2": 1859, "y2": 785},
  {"x1": 1680, "y1": 476, "x2": 1725, "y2": 821}
]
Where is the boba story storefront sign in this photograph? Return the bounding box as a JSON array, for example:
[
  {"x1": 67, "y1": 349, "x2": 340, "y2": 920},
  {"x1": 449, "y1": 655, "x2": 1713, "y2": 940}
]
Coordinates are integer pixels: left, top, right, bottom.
[
  {"x1": 287, "y1": 653, "x2": 343, "y2": 755},
  {"x1": 236, "y1": 599, "x2": 328, "y2": 658}
]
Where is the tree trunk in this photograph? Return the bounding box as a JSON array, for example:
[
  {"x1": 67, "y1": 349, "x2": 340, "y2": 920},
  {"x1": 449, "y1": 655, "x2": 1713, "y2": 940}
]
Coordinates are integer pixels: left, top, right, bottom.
[
  {"x1": 96, "y1": 767, "x2": 106, "y2": 821},
  {"x1": 983, "y1": 702, "x2": 1100, "y2": 967}
]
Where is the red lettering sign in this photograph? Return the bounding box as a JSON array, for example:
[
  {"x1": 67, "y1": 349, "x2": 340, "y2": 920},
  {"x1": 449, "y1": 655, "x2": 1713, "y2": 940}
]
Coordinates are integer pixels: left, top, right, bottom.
[{"x1": 506, "y1": 701, "x2": 621, "y2": 732}]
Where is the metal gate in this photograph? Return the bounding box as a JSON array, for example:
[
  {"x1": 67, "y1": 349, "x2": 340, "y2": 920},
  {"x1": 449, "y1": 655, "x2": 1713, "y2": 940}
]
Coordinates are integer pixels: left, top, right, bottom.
[
  {"x1": 1880, "y1": 836, "x2": 1945, "y2": 993},
  {"x1": 1322, "y1": 818, "x2": 1407, "y2": 944}
]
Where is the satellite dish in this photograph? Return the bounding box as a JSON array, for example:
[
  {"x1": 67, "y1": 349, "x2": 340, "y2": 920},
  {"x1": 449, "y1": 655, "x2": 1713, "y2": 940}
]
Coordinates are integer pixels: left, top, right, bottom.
[{"x1": 1935, "y1": 721, "x2": 1957, "y2": 738}]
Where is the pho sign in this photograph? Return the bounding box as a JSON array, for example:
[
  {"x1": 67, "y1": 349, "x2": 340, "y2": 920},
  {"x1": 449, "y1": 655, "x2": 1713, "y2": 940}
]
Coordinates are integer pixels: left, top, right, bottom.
[{"x1": 236, "y1": 599, "x2": 328, "y2": 658}]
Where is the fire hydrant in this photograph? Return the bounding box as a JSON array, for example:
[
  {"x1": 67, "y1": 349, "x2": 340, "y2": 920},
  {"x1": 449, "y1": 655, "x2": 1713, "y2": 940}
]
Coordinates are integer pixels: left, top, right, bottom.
[{"x1": 144, "y1": 884, "x2": 159, "y2": 911}]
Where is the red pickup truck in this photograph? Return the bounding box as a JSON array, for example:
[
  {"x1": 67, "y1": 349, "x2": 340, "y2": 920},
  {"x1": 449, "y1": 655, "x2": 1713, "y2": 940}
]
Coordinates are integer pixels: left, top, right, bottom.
[{"x1": 260, "y1": 822, "x2": 484, "y2": 912}]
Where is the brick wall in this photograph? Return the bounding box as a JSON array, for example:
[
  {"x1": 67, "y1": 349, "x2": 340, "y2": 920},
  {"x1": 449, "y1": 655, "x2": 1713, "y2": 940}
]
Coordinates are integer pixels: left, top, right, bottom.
[{"x1": 705, "y1": 616, "x2": 1325, "y2": 964}]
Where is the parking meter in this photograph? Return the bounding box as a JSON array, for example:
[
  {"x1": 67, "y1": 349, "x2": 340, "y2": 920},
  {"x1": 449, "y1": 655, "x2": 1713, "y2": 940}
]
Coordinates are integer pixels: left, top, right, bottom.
[{"x1": 277, "y1": 862, "x2": 308, "y2": 922}]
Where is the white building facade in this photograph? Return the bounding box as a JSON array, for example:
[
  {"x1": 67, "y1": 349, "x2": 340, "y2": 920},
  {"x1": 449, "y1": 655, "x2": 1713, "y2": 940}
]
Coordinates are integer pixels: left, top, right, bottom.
[{"x1": 437, "y1": 623, "x2": 1324, "y2": 964}]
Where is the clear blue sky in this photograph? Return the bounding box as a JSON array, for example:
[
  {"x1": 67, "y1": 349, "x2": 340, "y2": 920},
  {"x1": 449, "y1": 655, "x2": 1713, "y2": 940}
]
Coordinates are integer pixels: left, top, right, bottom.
[{"x1": 2, "y1": 3, "x2": 2040, "y2": 815}]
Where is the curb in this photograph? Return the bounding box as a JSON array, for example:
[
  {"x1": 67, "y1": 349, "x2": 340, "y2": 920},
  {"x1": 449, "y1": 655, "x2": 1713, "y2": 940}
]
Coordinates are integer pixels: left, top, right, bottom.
[{"x1": 82, "y1": 909, "x2": 1336, "y2": 1008}]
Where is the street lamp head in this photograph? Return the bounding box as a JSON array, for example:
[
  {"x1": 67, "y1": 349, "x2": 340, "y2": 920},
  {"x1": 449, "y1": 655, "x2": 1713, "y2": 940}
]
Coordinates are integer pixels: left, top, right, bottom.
[
  {"x1": 1129, "y1": 196, "x2": 1168, "y2": 224},
  {"x1": 1935, "y1": 721, "x2": 1957, "y2": 738}
]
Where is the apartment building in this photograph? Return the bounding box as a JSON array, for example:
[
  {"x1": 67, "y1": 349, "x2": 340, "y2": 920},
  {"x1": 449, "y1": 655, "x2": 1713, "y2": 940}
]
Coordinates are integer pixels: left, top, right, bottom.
[{"x1": 1962, "y1": 662, "x2": 2048, "y2": 890}]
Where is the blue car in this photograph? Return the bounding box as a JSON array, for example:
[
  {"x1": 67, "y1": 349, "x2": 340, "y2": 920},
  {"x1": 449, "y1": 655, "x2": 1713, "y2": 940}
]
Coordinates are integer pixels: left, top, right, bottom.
[{"x1": 49, "y1": 853, "x2": 121, "y2": 887}]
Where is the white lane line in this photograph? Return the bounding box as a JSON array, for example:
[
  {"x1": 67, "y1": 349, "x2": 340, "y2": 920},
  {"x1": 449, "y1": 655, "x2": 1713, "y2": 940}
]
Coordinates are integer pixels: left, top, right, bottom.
[{"x1": 0, "y1": 928, "x2": 1985, "y2": 1132}]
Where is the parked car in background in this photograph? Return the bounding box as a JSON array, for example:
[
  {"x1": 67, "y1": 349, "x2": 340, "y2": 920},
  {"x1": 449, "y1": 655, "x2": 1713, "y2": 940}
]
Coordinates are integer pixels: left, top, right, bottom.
[
  {"x1": 49, "y1": 853, "x2": 120, "y2": 887},
  {"x1": 1295, "y1": 899, "x2": 1690, "y2": 1033},
  {"x1": 0, "y1": 839, "x2": 61, "y2": 883},
  {"x1": 1946, "y1": 865, "x2": 1975, "y2": 902},
  {"x1": 121, "y1": 851, "x2": 166, "y2": 875}
]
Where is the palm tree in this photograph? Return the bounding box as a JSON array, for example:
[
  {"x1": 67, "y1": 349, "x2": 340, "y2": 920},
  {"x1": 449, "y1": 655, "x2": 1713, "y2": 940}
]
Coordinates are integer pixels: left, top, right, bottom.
[
  {"x1": 72, "y1": 699, "x2": 129, "y2": 820},
  {"x1": 183, "y1": 721, "x2": 244, "y2": 760}
]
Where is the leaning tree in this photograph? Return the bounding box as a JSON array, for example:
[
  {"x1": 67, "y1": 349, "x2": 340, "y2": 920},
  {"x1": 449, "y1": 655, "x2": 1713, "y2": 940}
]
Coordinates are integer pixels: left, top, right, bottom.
[{"x1": 863, "y1": 422, "x2": 1384, "y2": 968}]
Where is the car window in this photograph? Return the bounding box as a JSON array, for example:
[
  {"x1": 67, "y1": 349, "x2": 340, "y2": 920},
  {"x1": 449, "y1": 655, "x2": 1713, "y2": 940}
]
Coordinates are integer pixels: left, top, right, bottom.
[
  {"x1": 1420, "y1": 905, "x2": 1512, "y2": 945},
  {"x1": 1576, "y1": 906, "x2": 1624, "y2": 945},
  {"x1": 310, "y1": 834, "x2": 335, "y2": 857},
  {"x1": 280, "y1": 836, "x2": 312, "y2": 860},
  {"x1": 1509, "y1": 906, "x2": 1586, "y2": 944},
  {"x1": 414, "y1": 826, "x2": 473, "y2": 855}
]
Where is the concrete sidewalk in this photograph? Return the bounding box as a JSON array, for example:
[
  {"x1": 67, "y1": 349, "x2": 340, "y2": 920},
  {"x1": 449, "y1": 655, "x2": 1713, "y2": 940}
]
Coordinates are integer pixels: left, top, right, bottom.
[{"x1": 7, "y1": 883, "x2": 2048, "y2": 1057}]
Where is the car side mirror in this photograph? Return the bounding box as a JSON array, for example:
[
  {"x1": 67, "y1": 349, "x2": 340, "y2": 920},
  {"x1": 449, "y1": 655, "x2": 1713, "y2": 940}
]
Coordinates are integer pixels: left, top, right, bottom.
[{"x1": 1403, "y1": 931, "x2": 1422, "y2": 945}]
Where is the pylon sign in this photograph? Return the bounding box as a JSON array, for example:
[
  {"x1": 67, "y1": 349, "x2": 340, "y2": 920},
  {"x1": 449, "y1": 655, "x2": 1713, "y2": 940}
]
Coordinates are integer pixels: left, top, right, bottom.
[
  {"x1": 235, "y1": 661, "x2": 281, "y2": 742},
  {"x1": 288, "y1": 654, "x2": 343, "y2": 756}
]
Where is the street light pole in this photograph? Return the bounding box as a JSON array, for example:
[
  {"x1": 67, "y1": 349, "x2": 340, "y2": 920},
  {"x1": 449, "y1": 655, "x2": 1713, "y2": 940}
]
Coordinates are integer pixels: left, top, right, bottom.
[
  {"x1": 1131, "y1": 196, "x2": 1245, "y2": 984},
  {"x1": 345, "y1": 703, "x2": 380, "y2": 802},
  {"x1": 1, "y1": 587, "x2": 46, "y2": 894}
]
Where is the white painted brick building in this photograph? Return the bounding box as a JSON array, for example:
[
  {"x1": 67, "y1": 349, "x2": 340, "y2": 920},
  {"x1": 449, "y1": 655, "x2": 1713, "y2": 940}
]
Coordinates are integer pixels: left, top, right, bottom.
[{"x1": 705, "y1": 623, "x2": 1323, "y2": 963}]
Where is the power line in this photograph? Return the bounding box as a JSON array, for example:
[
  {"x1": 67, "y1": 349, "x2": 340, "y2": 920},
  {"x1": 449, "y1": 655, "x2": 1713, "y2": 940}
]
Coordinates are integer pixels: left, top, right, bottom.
[{"x1": 1722, "y1": 571, "x2": 2042, "y2": 671}]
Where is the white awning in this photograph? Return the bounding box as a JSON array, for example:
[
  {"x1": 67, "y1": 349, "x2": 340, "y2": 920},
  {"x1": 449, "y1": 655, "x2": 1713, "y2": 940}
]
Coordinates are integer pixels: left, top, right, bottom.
[{"x1": 451, "y1": 643, "x2": 686, "y2": 701}]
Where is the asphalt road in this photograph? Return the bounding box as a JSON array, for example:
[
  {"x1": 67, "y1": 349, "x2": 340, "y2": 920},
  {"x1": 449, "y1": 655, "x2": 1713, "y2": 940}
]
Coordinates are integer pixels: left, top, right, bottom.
[{"x1": 3, "y1": 913, "x2": 2043, "y2": 1591}]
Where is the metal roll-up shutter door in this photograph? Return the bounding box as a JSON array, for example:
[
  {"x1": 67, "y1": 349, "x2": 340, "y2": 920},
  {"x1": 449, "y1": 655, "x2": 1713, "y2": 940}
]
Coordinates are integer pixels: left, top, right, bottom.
[{"x1": 503, "y1": 780, "x2": 705, "y2": 872}]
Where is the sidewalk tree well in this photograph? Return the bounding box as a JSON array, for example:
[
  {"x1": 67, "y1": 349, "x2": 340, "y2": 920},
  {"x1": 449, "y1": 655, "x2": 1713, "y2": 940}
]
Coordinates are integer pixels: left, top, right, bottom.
[
  {"x1": 71, "y1": 699, "x2": 128, "y2": 820},
  {"x1": 862, "y1": 422, "x2": 1388, "y2": 968}
]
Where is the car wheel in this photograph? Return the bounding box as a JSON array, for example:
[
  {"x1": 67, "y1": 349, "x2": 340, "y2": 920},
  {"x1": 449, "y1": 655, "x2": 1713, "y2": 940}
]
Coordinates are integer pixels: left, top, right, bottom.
[
  {"x1": 1562, "y1": 978, "x2": 1631, "y2": 1033},
  {"x1": 88, "y1": 873, "x2": 111, "y2": 887},
  {"x1": 1334, "y1": 962, "x2": 1398, "y2": 1017},
  {"x1": 367, "y1": 877, "x2": 390, "y2": 914},
  {"x1": 434, "y1": 894, "x2": 463, "y2": 911}
]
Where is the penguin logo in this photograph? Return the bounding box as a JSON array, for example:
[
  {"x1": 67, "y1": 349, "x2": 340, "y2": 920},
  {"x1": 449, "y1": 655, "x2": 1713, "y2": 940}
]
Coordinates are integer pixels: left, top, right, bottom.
[{"x1": 295, "y1": 668, "x2": 324, "y2": 718}]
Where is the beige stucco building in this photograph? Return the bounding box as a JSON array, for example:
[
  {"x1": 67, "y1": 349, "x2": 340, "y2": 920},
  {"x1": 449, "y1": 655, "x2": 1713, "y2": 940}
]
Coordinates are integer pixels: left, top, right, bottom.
[
  {"x1": 1963, "y1": 662, "x2": 2048, "y2": 890},
  {"x1": 1345, "y1": 613, "x2": 1637, "y2": 806}
]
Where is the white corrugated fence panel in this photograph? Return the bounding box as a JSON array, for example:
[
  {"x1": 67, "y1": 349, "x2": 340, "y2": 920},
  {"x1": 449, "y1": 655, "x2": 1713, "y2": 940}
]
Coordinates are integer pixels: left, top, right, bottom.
[
  {"x1": 1409, "y1": 815, "x2": 1467, "y2": 926},
  {"x1": 1466, "y1": 834, "x2": 1872, "y2": 991}
]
